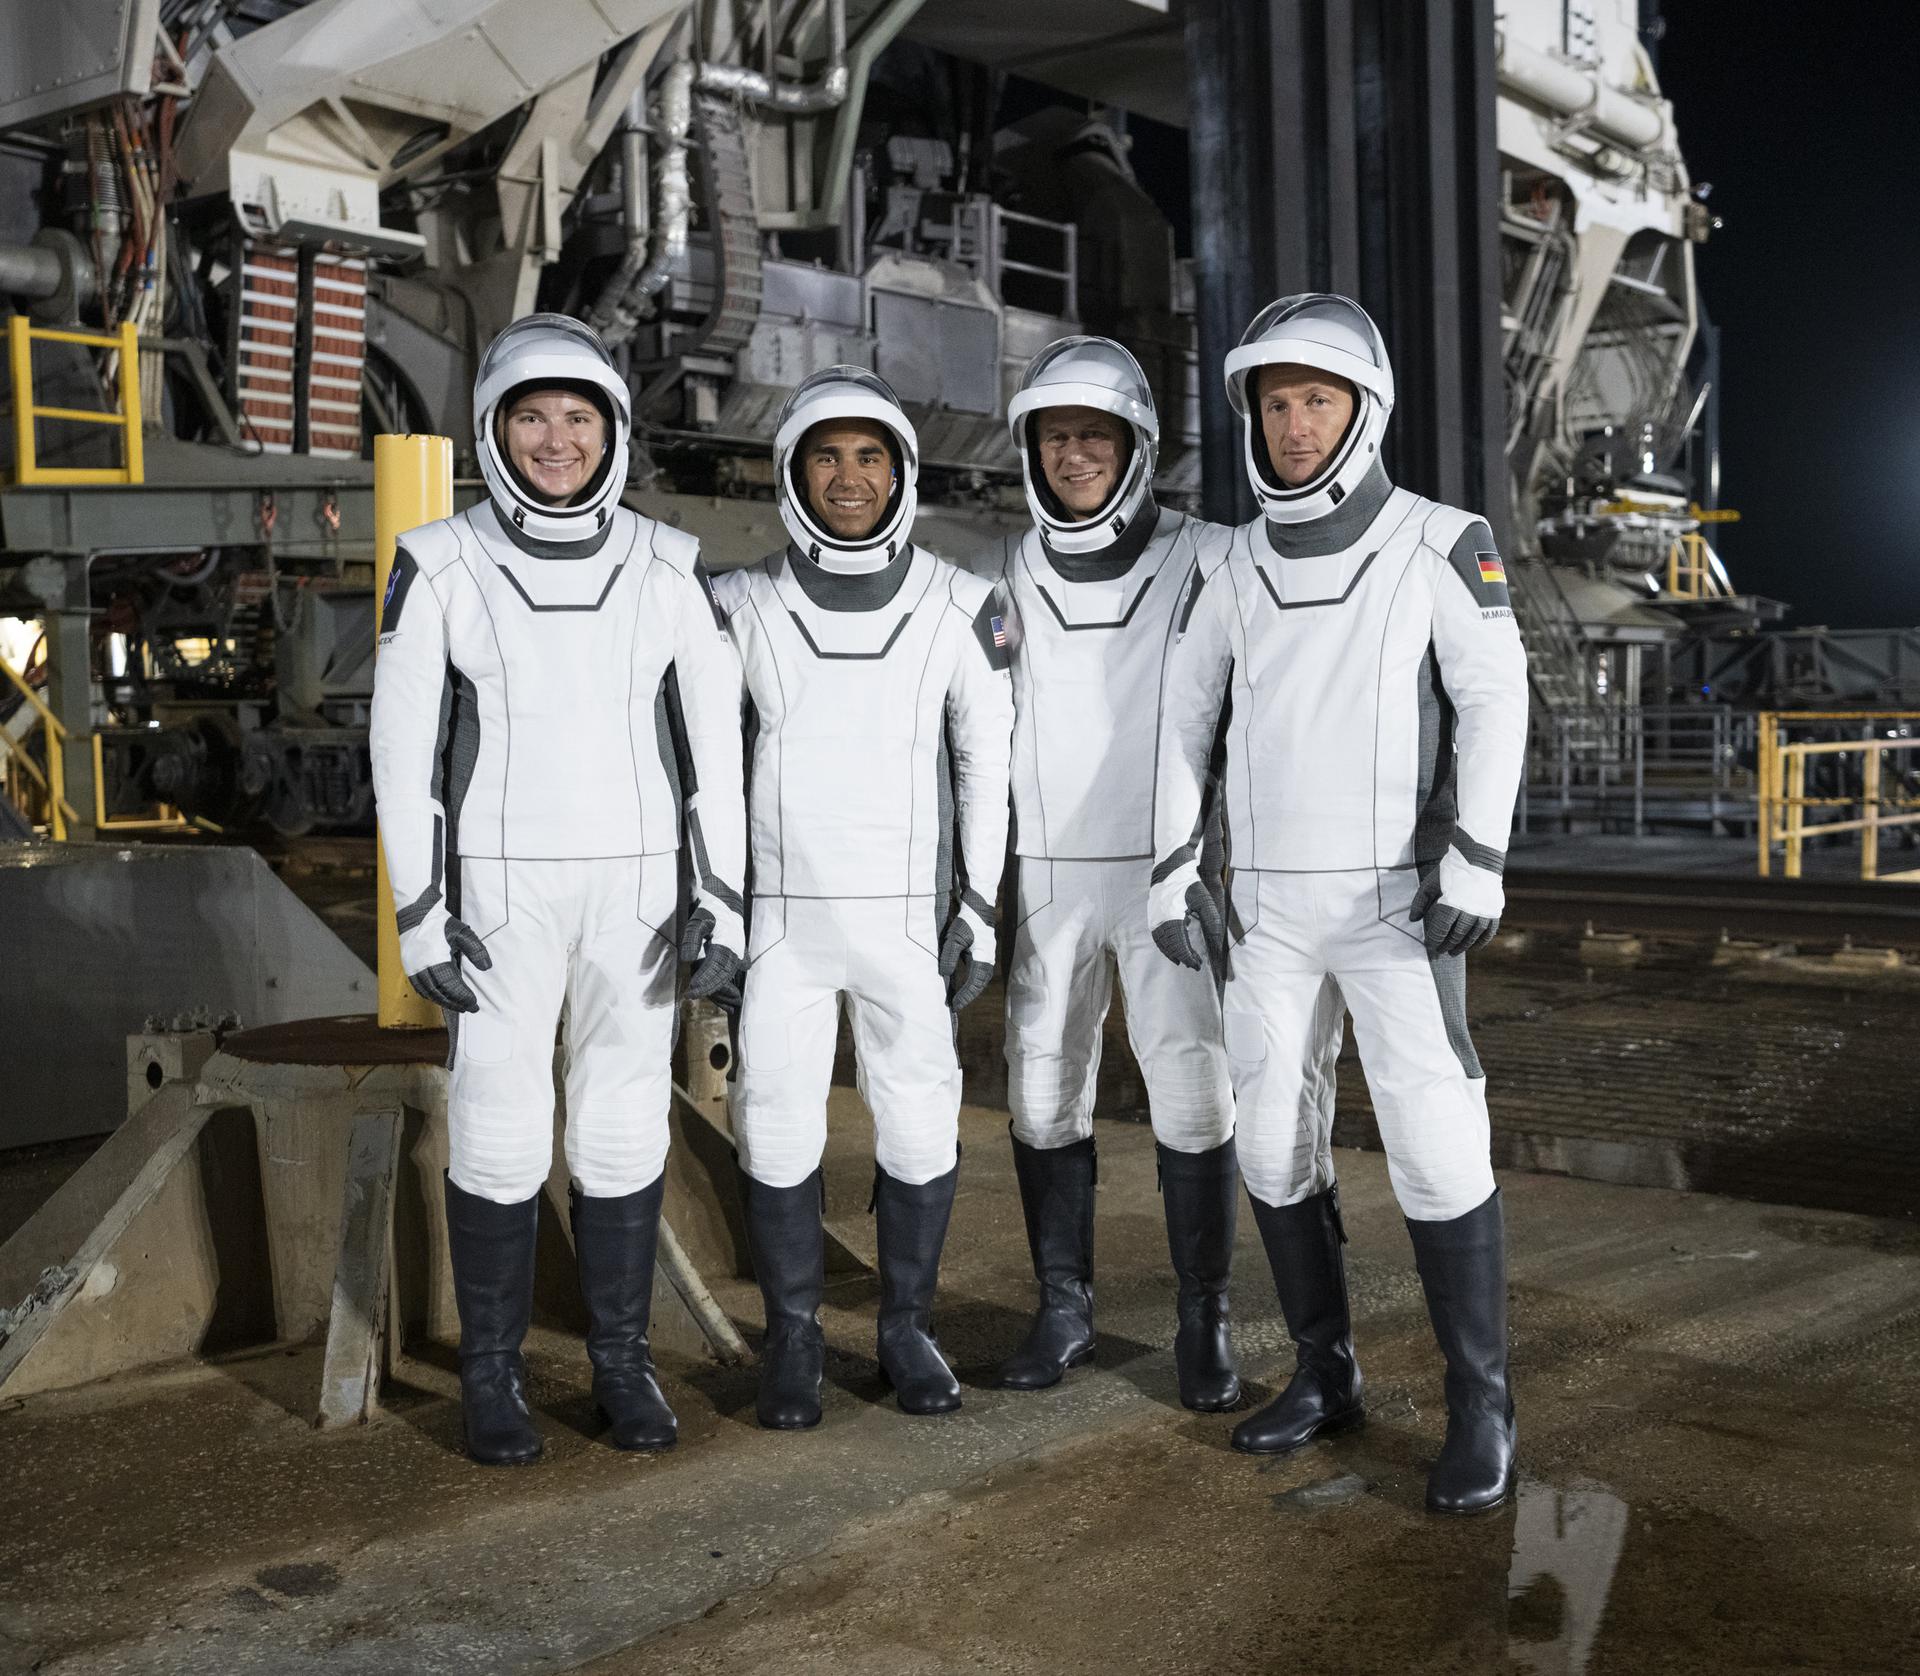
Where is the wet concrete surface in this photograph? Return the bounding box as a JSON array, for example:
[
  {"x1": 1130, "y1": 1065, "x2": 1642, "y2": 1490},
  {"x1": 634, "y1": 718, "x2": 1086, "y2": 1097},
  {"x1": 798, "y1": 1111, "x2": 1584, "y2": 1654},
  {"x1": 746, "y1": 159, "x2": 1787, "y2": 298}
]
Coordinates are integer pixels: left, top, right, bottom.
[{"x1": 3, "y1": 1108, "x2": 1918, "y2": 1676}]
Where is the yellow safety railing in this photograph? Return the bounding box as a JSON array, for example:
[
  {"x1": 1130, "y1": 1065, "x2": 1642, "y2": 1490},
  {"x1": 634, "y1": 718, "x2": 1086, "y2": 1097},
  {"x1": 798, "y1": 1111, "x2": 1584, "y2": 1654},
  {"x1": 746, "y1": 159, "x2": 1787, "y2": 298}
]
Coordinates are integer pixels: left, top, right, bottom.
[
  {"x1": 373, "y1": 433, "x2": 454, "y2": 1028},
  {"x1": 1665, "y1": 531, "x2": 1730, "y2": 602},
  {"x1": 1758, "y1": 711, "x2": 1920, "y2": 880},
  {"x1": 0, "y1": 652, "x2": 74, "y2": 840},
  {"x1": 90, "y1": 733, "x2": 189, "y2": 832},
  {"x1": 6, "y1": 316, "x2": 144, "y2": 486}
]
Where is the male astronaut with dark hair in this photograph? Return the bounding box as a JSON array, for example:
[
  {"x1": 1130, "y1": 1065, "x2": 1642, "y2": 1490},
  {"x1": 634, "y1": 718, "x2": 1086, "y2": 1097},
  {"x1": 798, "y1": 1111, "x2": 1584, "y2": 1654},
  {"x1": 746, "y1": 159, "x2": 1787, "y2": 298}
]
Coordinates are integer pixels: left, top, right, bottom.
[
  {"x1": 1151, "y1": 294, "x2": 1529, "y2": 1514},
  {"x1": 973, "y1": 337, "x2": 1239, "y2": 1410},
  {"x1": 370, "y1": 315, "x2": 745, "y2": 1465},
  {"x1": 709, "y1": 367, "x2": 1013, "y2": 1430}
]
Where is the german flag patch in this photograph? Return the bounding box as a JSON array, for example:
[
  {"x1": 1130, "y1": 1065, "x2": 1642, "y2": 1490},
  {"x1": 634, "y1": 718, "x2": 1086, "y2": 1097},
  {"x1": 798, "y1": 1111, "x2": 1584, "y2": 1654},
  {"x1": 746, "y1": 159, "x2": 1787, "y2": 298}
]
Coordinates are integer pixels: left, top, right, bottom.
[{"x1": 1446, "y1": 525, "x2": 1512, "y2": 614}]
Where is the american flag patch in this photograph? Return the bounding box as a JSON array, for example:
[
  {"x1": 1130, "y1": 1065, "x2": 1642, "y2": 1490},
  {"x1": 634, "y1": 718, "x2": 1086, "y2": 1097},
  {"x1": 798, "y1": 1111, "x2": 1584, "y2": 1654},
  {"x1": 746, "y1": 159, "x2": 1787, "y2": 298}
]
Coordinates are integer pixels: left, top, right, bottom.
[
  {"x1": 991, "y1": 614, "x2": 1007, "y2": 647},
  {"x1": 1477, "y1": 555, "x2": 1506, "y2": 585}
]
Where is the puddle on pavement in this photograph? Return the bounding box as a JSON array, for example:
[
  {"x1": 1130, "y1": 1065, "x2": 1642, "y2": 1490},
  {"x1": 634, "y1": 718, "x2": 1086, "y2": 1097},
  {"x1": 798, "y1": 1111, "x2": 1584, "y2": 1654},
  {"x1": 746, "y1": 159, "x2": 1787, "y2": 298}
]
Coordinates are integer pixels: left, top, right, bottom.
[
  {"x1": 1507, "y1": 1479, "x2": 1628, "y2": 1675},
  {"x1": 1272, "y1": 1471, "x2": 1370, "y2": 1512}
]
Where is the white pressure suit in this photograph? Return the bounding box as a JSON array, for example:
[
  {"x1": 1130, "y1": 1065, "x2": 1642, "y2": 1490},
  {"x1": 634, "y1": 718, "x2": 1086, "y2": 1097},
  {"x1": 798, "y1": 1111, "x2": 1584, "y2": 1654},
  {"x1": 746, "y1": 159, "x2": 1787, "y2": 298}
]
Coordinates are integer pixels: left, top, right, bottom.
[
  {"x1": 981, "y1": 505, "x2": 1234, "y2": 1154},
  {"x1": 718, "y1": 366, "x2": 1013, "y2": 1429},
  {"x1": 1152, "y1": 293, "x2": 1527, "y2": 1509},
  {"x1": 715, "y1": 495, "x2": 1013, "y2": 1189},
  {"x1": 980, "y1": 335, "x2": 1241, "y2": 1410},
  {"x1": 1153, "y1": 305, "x2": 1527, "y2": 1223},
  {"x1": 370, "y1": 322, "x2": 746, "y2": 1208}
]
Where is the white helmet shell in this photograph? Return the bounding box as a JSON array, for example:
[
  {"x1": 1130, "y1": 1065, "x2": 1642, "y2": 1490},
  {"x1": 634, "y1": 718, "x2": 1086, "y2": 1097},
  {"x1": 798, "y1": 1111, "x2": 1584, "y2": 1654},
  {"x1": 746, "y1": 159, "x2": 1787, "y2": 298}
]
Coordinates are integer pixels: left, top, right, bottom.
[
  {"x1": 775, "y1": 366, "x2": 918, "y2": 573},
  {"x1": 1007, "y1": 335, "x2": 1159, "y2": 555},
  {"x1": 474, "y1": 313, "x2": 630, "y2": 544},
  {"x1": 1223, "y1": 293, "x2": 1394, "y2": 525}
]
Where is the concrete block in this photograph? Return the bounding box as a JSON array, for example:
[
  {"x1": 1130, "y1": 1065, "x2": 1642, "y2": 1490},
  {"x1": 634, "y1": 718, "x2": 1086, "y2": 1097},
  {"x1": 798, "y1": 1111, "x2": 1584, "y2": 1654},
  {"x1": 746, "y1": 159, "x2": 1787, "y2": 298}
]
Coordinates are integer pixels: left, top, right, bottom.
[
  {"x1": 0, "y1": 1104, "x2": 275, "y2": 1401},
  {"x1": 1832, "y1": 943, "x2": 1902, "y2": 972},
  {"x1": 126, "y1": 1031, "x2": 218, "y2": 1119},
  {"x1": 1580, "y1": 928, "x2": 1643, "y2": 963}
]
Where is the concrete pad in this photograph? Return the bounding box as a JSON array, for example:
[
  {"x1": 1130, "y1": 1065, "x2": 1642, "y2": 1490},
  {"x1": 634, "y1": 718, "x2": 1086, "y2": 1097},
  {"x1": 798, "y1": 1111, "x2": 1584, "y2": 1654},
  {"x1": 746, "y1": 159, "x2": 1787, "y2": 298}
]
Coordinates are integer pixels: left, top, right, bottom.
[{"x1": 2, "y1": 1100, "x2": 1917, "y2": 1676}]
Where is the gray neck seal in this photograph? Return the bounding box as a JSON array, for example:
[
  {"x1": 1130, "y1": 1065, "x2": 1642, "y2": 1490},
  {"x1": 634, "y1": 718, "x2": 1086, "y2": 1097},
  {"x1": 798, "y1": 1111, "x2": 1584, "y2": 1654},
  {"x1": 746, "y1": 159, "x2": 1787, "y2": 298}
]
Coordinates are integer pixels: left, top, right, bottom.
[{"x1": 1263, "y1": 460, "x2": 1393, "y2": 559}]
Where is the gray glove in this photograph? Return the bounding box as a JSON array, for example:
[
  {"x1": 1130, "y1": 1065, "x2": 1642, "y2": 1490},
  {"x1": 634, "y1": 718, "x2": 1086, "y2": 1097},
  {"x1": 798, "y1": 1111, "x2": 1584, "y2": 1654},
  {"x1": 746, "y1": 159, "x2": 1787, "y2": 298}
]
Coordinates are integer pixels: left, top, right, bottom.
[
  {"x1": 680, "y1": 904, "x2": 743, "y2": 1015},
  {"x1": 406, "y1": 917, "x2": 493, "y2": 1013},
  {"x1": 1152, "y1": 879, "x2": 1226, "y2": 972},
  {"x1": 1409, "y1": 870, "x2": 1500, "y2": 958},
  {"x1": 938, "y1": 907, "x2": 994, "y2": 1012}
]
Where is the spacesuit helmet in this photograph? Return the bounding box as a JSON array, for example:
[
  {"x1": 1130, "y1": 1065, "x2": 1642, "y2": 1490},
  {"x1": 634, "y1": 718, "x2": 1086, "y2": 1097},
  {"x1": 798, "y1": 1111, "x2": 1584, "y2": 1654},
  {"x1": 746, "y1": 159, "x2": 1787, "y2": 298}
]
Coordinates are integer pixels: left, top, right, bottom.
[
  {"x1": 774, "y1": 366, "x2": 919, "y2": 573},
  {"x1": 474, "y1": 313, "x2": 631, "y2": 544},
  {"x1": 1223, "y1": 293, "x2": 1394, "y2": 526},
  {"x1": 1007, "y1": 335, "x2": 1159, "y2": 555}
]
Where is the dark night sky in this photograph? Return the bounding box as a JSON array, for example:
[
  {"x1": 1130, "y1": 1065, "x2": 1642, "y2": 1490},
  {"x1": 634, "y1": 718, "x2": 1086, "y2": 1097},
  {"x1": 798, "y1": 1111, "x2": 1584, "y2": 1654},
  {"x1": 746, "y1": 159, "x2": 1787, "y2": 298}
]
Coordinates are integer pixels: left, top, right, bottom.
[{"x1": 1657, "y1": 4, "x2": 1920, "y2": 630}]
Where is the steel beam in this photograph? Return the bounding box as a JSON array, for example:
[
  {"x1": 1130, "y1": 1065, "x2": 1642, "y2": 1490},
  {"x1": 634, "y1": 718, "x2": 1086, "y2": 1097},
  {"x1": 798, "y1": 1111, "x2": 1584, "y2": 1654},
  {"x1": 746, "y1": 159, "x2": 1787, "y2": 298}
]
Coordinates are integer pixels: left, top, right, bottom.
[{"x1": 1185, "y1": 0, "x2": 1504, "y2": 538}]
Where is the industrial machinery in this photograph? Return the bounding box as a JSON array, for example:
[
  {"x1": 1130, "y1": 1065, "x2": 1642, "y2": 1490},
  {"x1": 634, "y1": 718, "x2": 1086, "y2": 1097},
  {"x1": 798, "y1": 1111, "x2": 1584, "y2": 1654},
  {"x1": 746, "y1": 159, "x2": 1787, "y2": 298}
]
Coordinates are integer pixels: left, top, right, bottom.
[{"x1": 0, "y1": 0, "x2": 1834, "y2": 840}]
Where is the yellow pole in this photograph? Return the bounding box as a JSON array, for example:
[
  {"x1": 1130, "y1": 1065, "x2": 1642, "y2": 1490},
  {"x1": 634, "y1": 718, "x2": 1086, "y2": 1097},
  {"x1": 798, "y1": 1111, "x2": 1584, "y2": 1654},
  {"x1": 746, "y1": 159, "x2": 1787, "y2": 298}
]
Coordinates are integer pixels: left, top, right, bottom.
[
  {"x1": 1786, "y1": 748, "x2": 1806, "y2": 880},
  {"x1": 1757, "y1": 713, "x2": 1774, "y2": 877},
  {"x1": 8, "y1": 316, "x2": 35, "y2": 484},
  {"x1": 117, "y1": 321, "x2": 143, "y2": 484},
  {"x1": 1863, "y1": 746, "x2": 1882, "y2": 881},
  {"x1": 373, "y1": 433, "x2": 453, "y2": 1028},
  {"x1": 45, "y1": 718, "x2": 66, "y2": 842}
]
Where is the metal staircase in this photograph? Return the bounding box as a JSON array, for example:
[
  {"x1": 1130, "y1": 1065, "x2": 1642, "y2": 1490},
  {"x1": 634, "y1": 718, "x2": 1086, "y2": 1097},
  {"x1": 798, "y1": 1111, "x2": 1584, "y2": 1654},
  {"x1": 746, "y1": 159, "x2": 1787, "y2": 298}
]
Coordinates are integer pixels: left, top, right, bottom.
[{"x1": 1507, "y1": 554, "x2": 1591, "y2": 715}]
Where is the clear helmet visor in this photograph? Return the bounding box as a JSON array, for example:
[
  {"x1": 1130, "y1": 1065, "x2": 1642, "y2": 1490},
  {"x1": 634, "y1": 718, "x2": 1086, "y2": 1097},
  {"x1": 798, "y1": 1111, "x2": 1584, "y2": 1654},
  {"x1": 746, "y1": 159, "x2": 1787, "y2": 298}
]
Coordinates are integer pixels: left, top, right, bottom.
[
  {"x1": 1223, "y1": 292, "x2": 1395, "y2": 525},
  {"x1": 473, "y1": 313, "x2": 631, "y2": 543},
  {"x1": 1008, "y1": 335, "x2": 1159, "y2": 549},
  {"x1": 774, "y1": 365, "x2": 920, "y2": 570}
]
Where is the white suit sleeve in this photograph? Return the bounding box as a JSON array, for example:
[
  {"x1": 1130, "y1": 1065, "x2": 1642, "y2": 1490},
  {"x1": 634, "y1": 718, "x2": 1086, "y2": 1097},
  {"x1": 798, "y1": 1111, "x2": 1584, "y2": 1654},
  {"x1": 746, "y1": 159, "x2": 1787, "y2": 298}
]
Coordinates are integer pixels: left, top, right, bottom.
[
  {"x1": 1430, "y1": 522, "x2": 1530, "y2": 917},
  {"x1": 673, "y1": 560, "x2": 749, "y2": 952},
  {"x1": 1150, "y1": 564, "x2": 1233, "y2": 926},
  {"x1": 369, "y1": 545, "x2": 457, "y2": 972},
  {"x1": 946, "y1": 583, "x2": 1015, "y2": 957}
]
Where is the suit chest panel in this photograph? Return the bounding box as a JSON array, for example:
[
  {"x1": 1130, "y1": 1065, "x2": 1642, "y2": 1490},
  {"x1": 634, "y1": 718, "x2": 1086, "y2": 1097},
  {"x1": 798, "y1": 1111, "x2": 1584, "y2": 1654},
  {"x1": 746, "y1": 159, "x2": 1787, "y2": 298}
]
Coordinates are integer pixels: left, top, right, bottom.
[
  {"x1": 1007, "y1": 540, "x2": 1183, "y2": 705},
  {"x1": 745, "y1": 562, "x2": 951, "y2": 741},
  {"x1": 442, "y1": 555, "x2": 654, "y2": 728},
  {"x1": 1234, "y1": 532, "x2": 1435, "y2": 711}
]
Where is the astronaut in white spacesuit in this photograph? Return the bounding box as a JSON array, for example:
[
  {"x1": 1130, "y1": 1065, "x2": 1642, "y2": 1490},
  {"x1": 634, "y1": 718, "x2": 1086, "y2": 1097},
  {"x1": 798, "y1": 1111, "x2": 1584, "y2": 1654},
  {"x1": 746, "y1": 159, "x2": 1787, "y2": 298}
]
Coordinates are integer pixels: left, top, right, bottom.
[
  {"x1": 710, "y1": 367, "x2": 1013, "y2": 1430},
  {"x1": 1151, "y1": 294, "x2": 1529, "y2": 1513},
  {"x1": 973, "y1": 337, "x2": 1239, "y2": 1410},
  {"x1": 370, "y1": 315, "x2": 746, "y2": 1465}
]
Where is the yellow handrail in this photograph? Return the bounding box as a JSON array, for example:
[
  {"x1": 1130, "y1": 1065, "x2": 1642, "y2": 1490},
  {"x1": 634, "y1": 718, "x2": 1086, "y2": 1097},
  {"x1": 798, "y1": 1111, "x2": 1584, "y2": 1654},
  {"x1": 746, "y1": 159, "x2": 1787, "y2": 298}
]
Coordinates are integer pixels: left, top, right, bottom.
[
  {"x1": 0, "y1": 652, "x2": 74, "y2": 840},
  {"x1": 6, "y1": 315, "x2": 144, "y2": 487},
  {"x1": 1758, "y1": 714, "x2": 1920, "y2": 881}
]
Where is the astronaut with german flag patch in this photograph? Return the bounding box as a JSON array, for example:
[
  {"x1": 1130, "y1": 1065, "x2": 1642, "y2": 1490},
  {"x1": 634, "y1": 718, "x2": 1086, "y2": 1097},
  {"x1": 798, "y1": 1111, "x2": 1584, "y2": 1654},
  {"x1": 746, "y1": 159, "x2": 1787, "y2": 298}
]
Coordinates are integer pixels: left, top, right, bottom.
[{"x1": 1150, "y1": 294, "x2": 1529, "y2": 1518}]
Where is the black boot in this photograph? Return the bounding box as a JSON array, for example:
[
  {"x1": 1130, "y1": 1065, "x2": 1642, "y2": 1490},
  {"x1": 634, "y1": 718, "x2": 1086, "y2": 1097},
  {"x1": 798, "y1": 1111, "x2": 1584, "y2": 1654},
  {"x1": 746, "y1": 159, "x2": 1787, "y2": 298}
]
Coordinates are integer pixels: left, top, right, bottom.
[
  {"x1": 997, "y1": 1131, "x2": 1097, "y2": 1390},
  {"x1": 1158, "y1": 1139, "x2": 1242, "y2": 1412},
  {"x1": 1407, "y1": 1188, "x2": 1516, "y2": 1515},
  {"x1": 571, "y1": 1178, "x2": 678, "y2": 1451},
  {"x1": 872, "y1": 1160, "x2": 963, "y2": 1415},
  {"x1": 1231, "y1": 1186, "x2": 1365, "y2": 1454},
  {"x1": 443, "y1": 1174, "x2": 543, "y2": 1466},
  {"x1": 743, "y1": 1169, "x2": 827, "y2": 1430}
]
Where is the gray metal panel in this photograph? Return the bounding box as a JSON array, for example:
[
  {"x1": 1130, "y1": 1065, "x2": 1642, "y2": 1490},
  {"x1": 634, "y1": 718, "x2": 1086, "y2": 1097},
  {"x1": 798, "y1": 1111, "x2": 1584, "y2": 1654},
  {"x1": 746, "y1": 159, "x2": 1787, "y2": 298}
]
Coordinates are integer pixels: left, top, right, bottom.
[
  {"x1": 759, "y1": 260, "x2": 864, "y2": 329},
  {"x1": 0, "y1": 0, "x2": 160, "y2": 128},
  {"x1": 0, "y1": 844, "x2": 374, "y2": 1145},
  {"x1": 872, "y1": 291, "x2": 998, "y2": 416}
]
